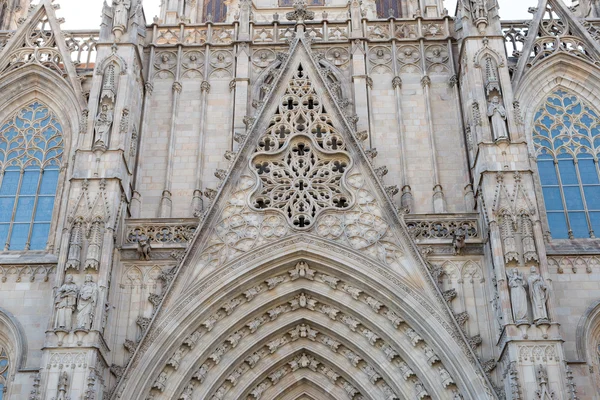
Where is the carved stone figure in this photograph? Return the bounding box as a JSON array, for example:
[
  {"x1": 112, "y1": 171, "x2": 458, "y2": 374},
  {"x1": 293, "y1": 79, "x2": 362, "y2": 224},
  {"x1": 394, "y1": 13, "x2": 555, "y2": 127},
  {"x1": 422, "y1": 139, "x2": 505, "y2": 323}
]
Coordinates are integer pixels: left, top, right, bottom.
[
  {"x1": 54, "y1": 274, "x2": 78, "y2": 330},
  {"x1": 469, "y1": 0, "x2": 487, "y2": 20},
  {"x1": 112, "y1": 0, "x2": 131, "y2": 32},
  {"x1": 154, "y1": 371, "x2": 168, "y2": 391},
  {"x1": 85, "y1": 218, "x2": 103, "y2": 270},
  {"x1": 168, "y1": 347, "x2": 185, "y2": 369},
  {"x1": 179, "y1": 383, "x2": 194, "y2": 400},
  {"x1": 94, "y1": 103, "x2": 114, "y2": 147},
  {"x1": 76, "y1": 274, "x2": 98, "y2": 330},
  {"x1": 193, "y1": 364, "x2": 209, "y2": 383},
  {"x1": 508, "y1": 268, "x2": 528, "y2": 324},
  {"x1": 136, "y1": 234, "x2": 151, "y2": 261},
  {"x1": 65, "y1": 219, "x2": 83, "y2": 270},
  {"x1": 528, "y1": 266, "x2": 549, "y2": 323},
  {"x1": 487, "y1": 96, "x2": 508, "y2": 140},
  {"x1": 56, "y1": 371, "x2": 69, "y2": 400}
]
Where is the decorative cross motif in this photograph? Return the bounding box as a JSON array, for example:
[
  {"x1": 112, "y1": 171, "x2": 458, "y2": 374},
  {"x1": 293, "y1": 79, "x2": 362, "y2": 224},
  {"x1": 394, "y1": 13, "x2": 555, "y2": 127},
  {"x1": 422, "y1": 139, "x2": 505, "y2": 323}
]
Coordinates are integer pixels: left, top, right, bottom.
[
  {"x1": 286, "y1": 0, "x2": 315, "y2": 23},
  {"x1": 250, "y1": 64, "x2": 353, "y2": 230}
]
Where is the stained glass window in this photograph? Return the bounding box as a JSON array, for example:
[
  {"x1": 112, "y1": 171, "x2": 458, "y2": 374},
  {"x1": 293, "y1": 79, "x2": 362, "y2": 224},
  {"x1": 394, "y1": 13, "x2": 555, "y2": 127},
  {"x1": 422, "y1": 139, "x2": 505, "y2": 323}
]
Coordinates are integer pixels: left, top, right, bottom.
[
  {"x1": 0, "y1": 102, "x2": 64, "y2": 250},
  {"x1": 0, "y1": 348, "x2": 8, "y2": 399},
  {"x1": 533, "y1": 89, "x2": 600, "y2": 239},
  {"x1": 376, "y1": 0, "x2": 401, "y2": 17},
  {"x1": 203, "y1": 0, "x2": 227, "y2": 22}
]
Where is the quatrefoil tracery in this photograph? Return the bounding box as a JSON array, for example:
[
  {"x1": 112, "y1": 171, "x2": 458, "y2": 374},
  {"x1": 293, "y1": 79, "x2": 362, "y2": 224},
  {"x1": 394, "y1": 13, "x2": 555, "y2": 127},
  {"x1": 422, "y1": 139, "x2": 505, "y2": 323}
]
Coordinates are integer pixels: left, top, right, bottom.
[{"x1": 250, "y1": 64, "x2": 353, "y2": 230}]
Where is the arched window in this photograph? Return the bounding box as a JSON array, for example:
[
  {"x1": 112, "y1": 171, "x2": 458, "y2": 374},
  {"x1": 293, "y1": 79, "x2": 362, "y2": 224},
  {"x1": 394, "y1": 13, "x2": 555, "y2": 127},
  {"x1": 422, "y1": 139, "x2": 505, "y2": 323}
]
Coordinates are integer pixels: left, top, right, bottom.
[
  {"x1": 533, "y1": 89, "x2": 600, "y2": 239},
  {"x1": 0, "y1": 102, "x2": 64, "y2": 250},
  {"x1": 0, "y1": 347, "x2": 8, "y2": 399},
  {"x1": 376, "y1": 0, "x2": 401, "y2": 17},
  {"x1": 202, "y1": 0, "x2": 227, "y2": 22}
]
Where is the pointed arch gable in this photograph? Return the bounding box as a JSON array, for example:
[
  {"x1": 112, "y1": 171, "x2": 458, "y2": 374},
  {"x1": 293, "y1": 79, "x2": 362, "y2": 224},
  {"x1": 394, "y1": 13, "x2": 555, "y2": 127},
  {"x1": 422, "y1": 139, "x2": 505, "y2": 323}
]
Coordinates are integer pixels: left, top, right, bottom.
[
  {"x1": 0, "y1": 65, "x2": 84, "y2": 153},
  {"x1": 0, "y1": 66, "x2": 82, "y2": 251},
  {"x1": 116, "y1": 237, "x2": 493, "y2": 400},
  {"x1": 516, "y1": 55, "x2": 600, "y2": 146}
]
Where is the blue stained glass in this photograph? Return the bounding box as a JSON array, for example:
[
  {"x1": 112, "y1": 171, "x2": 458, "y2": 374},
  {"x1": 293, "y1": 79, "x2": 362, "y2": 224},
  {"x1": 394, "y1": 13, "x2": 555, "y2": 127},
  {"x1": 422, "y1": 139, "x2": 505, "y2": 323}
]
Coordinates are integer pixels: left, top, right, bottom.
[
  {"x1": 590, "y1": 212, "x2": 600, "y2": 234},
  {"x1": 40, "y1": 169, "x2": 58, "y2": 194},
  {"x1": 20, "y1": 170, "x2": 40, "y2": 195},
  {"x1": 30, "y1": 224, "x2": 49, "y2": 250},
  {"x1": 0, "y1": 224, "x2": 8, "y2": 247},
  {"x1": 569, "y1": 212, "x2": 589, "y2": 237},
  {"x1": 34, "y1": 197, "x2": 55, "y2": 222},
  {"x1": 534, "y1": 89, "x2": 600, "y2": 238},
  {"x1": 584, "y1": 186, "x2": 600, "y2": 210},
  {"x1": 0, "y1": 198, "x2": 15, "y2": 222},
  {"x1": 563, "y1": 187, "x2": 584, "y2": 209},
  {"x1": 0, "y1": 383, "x2": 4, "y2": 400},
  {"x1": 542, "y1": 187, "x2": 563, "y2": 210},
  {"x1": 0, "y1": 171, "x2": 19, "y2": 195},
  {"x1": 0, "y1": 102, "x2": 63, "y2": 250},
  {"x1": 9, "y1": 223, "x2": 30, "y2": 249},
  {"x1": 538, "y1": 160, "x2": 558, "y2": 185},
  {"x1": 547, "y1": 212, "x2": 569, "y2": 238},
  {"x1": 14, "y1": 196, "x2": 35, "y2": 222},
  {"x1": 559, "y1": 159, "x2": 578, "y2": 184}
]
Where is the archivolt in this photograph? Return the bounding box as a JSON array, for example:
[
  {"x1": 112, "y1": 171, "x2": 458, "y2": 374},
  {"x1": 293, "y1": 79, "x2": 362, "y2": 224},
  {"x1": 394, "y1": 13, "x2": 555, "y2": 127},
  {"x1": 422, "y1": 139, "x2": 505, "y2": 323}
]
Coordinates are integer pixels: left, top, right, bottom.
[{"x1": 119, "y1": 242, "x2": 490, "y2": 400}]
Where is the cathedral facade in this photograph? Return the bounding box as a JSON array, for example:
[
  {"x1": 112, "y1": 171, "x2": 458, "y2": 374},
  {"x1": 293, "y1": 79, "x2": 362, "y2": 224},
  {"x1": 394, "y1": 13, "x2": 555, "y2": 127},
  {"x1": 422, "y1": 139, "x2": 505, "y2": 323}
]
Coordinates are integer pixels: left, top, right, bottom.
[{"x1": 0, "y1": 0, "x2": 600, "y2": 398}]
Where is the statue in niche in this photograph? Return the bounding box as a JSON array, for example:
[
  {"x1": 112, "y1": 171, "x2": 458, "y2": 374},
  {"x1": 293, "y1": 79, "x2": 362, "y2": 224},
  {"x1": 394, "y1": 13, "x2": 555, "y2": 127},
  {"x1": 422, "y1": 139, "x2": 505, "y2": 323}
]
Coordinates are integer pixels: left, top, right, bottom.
[
  {"x1": 94, "y1": 103, "x2": 114, "y2": 148},
  {"x1": 112, "y1": 0, "x2": 131, "y2": 34},
  {"x1": 54, "y1": 274, "x2": 79, "y2": 330},
  {"x1": 56, "y1": 371, "x2": 69, "y2": 400},
  {"x1": 469, "y1": 0, "x2": 487, "y2": 20},
  {"x1": 85, "y1": 217, "x2": 103, "y2": 270},
  {"x1": 76, "y1": 274, "x2": 98, "y2": 330},
  {"x1": 528, "y1": 266, "x2": 549, "y2": 323},
  {"x1": 507, "y1": 268, "x2": 528, "y2": 324},
  {"x1": 487, "y1": 96, "x2": 508, "y2": 140},
  {"x1": 65, "y1": 219, "x2": 83, "y2": 270}
]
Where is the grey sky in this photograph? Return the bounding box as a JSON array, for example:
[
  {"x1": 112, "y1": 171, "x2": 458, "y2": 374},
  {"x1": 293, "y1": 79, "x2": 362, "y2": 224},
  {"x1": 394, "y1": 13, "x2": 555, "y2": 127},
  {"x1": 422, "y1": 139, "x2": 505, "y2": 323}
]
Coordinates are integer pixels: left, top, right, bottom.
[{"x1": 51, "y1": 0, "x2": 536, "y2": 30}]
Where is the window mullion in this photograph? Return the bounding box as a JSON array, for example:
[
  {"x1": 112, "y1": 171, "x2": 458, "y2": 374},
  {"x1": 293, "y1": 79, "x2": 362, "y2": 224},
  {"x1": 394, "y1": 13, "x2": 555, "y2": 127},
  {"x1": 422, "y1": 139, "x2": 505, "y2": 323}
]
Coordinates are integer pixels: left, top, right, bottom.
[
  {"x1": 553, "y1": 160, "x2": 572, "y2": 239},
  {"x1": 4, "y1": 168, "x2": 24, "y2": 250},
  {"x1": 24, "y1": 168, "x2": 44, "y2": 251},
  {"x1": 574, "y1": 158, "x2": 595, "y2": 238}
]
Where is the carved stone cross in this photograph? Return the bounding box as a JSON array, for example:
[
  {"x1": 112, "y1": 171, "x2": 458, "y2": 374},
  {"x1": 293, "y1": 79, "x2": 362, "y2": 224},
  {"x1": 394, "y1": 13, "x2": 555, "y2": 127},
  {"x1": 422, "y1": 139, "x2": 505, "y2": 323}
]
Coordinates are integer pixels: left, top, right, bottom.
[{"x1": 286, "y1": 0, "x2": 315, "y2": 23}]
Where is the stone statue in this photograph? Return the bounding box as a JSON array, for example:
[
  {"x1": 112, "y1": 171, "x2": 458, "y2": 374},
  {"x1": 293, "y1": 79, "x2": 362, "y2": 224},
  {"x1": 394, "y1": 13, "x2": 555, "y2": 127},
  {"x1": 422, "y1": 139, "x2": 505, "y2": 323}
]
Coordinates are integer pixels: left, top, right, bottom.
[
  {"x1": 65, "y1": 219, "x2": 83, "y2": 270},
  {"x1": 94, "y1": 103, "x2": 114, "y2": 147},
  {"x1": 76, "y1": 274, "x2": 98, "y2": 330},
  {"x1": 137, "y1": 234, "x2": 151, "y2": 261},
  {"x1": 54, "y1": 274, "x2": 79, "y2": 330},
  {"x1": 85, "y1": 218, "x2": 103, "y2": 270},
  {"x1": 508, "y1": 268, "x2": 528, "y2": 324},
  {"x1": 56, "y1": 371, "x2": 69, "y2": 400},
  {"x1": 112, "y1": 0, "x2": 131, "y2": 31},
  {"x1": 469, "y1": 0, "x2": 487, "y2": 20},
  {"x1": 528, "y1": 266, "x2": 549, "y2": 323},
  {"x1": 487, "y1": 96, "x2": 508, "y2": 140}
]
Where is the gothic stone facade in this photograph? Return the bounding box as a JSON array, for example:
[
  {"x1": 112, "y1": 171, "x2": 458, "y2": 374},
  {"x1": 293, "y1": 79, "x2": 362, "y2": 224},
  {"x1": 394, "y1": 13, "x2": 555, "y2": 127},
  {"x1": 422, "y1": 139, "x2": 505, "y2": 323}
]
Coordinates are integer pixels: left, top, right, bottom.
[{"x1": 1, "y1": 0, "x2": 600, "y2": 399}]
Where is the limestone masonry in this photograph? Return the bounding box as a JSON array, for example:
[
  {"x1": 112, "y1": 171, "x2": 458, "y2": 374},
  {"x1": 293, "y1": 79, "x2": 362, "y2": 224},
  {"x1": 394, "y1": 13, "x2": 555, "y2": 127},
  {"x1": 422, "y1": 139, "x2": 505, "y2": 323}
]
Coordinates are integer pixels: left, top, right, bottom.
[{"x1": 0, "y1": 0, "x2": 600, "y2": 398}]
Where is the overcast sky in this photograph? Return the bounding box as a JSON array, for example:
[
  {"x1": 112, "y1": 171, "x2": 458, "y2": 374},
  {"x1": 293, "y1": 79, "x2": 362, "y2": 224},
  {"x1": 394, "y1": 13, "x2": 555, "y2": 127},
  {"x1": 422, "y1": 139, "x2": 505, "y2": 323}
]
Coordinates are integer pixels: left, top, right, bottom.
[{"x1": 49, "y1": 0, "x2": 537, "y2": 30}]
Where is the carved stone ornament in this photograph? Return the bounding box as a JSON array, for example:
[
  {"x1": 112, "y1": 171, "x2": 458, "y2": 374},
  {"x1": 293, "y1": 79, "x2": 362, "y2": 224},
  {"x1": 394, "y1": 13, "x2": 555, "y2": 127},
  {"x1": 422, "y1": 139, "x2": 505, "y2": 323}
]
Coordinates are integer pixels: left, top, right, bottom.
[
  {"x1": 286, "y1": 0, "x2": 315, "y2": 23},
  {"x1": 54, "y1": 274, "x2": 78, "y2": 331}
]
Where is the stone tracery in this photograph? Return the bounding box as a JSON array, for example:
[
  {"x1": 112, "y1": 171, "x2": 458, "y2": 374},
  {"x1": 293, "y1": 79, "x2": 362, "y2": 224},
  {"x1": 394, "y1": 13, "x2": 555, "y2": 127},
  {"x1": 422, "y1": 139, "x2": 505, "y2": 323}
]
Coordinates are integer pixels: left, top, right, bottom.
[{"x1": 251, "y1": 64, "x2": 353, "y2": 229}]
